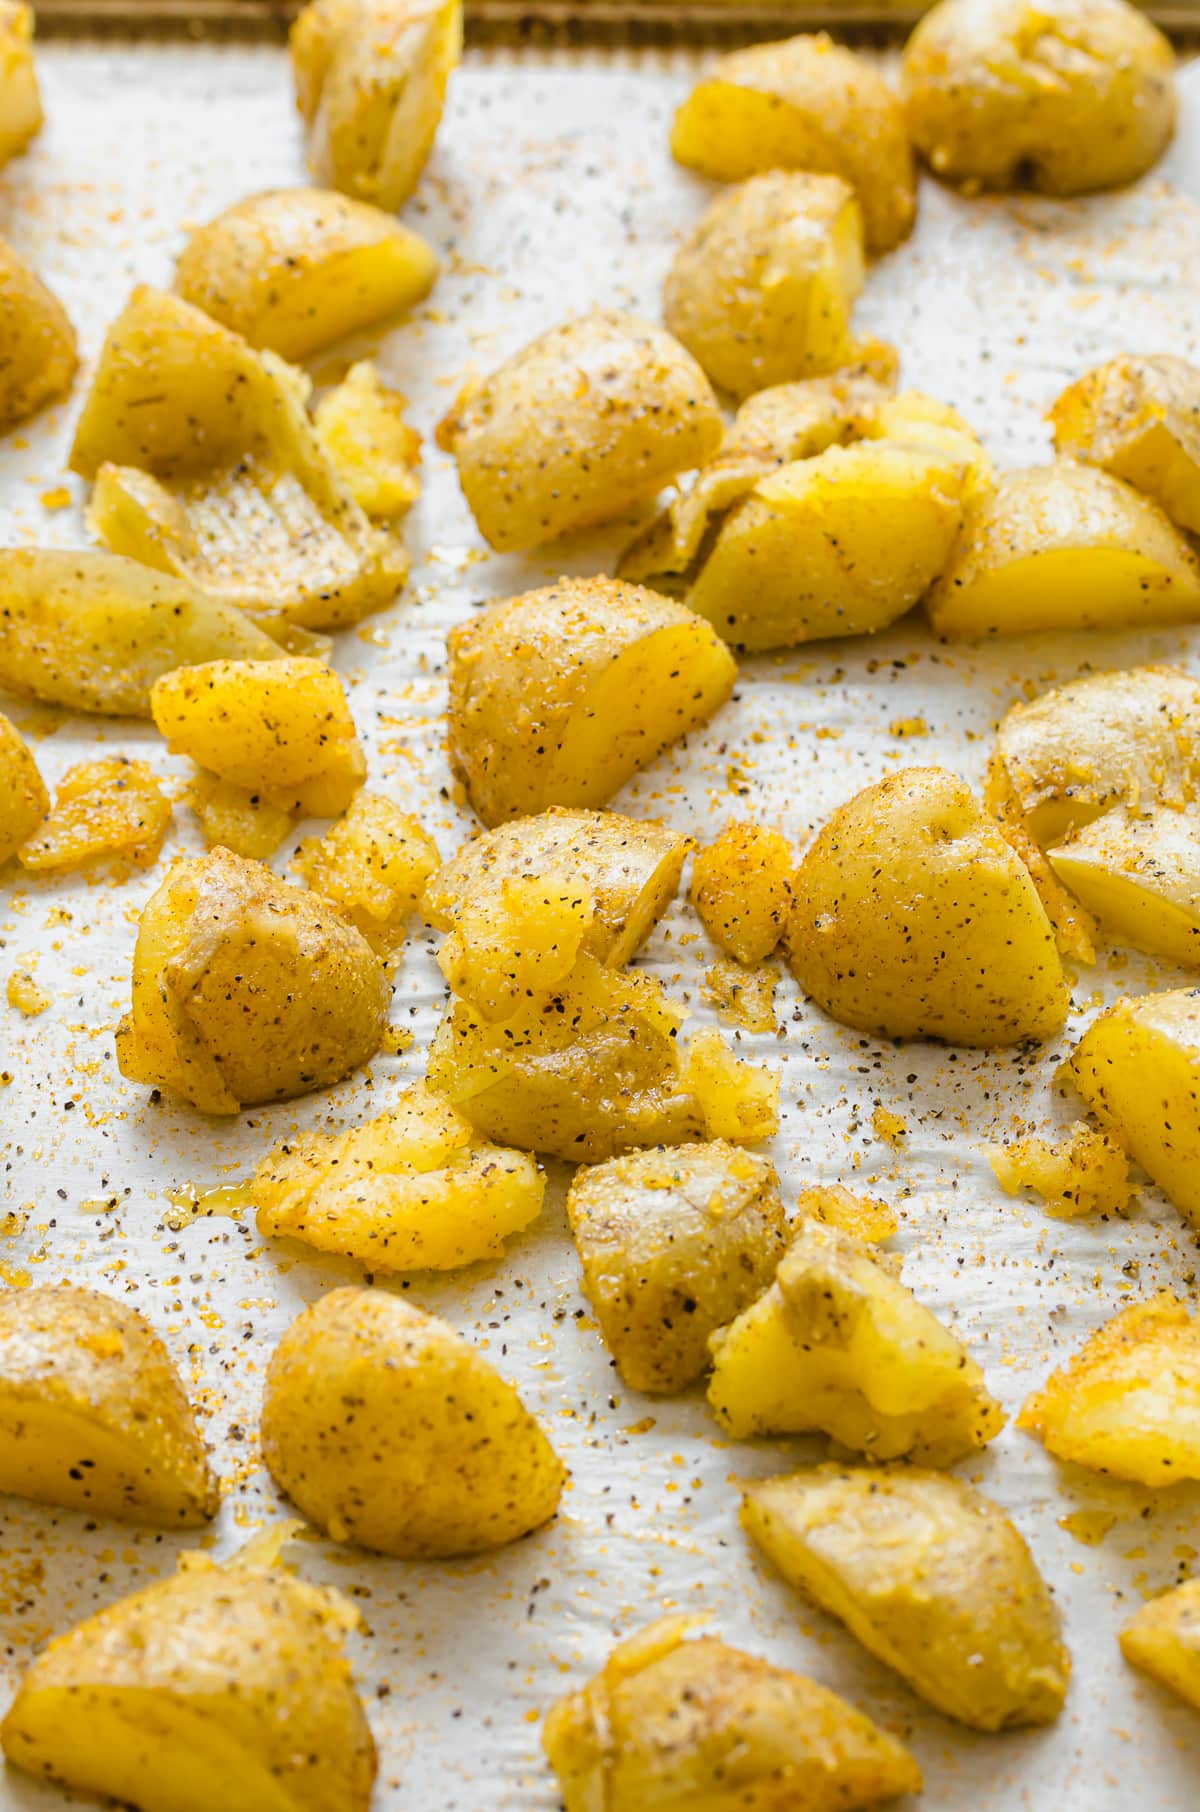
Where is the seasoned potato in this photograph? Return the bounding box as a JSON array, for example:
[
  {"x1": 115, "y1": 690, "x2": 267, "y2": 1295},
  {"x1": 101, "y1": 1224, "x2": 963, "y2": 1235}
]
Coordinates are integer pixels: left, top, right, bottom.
[
  {"x1": 438, "y1": 872, "x2": 596, "y2": 1021},
  {"x1": 799, "y1": 1184, "x2": 898, "y2": 1245},
  {"x1": 1121, "y1": 1578, "x2": 1200, "y2": 1710},
  {"x1": 189, "y1": 775, "x2": 297, "y2": 864},
  {"x1": 1068, "y1": 988, "x2": 1200, "y2": 1228},
  {"x1": 1, "y1": 1544, "x2": 376, "y2": 1812},
  {"x1": 0, "y1": 232, "x2": 77, "y2": 431},
  {"x1": 670, "y1": 33, "x2": 916, "y2": 252},
  {"x1": 708, "y1": 1218, "x2": 1005, "y2": 1462},
  {"x1": 567, "y1": 1141, "x2": 787, "y2": 1394},
  {"x1": 175, "y1": 187, "x2": 438, "y2": 360},
  {"x1": 786, "y1": 767, "x2": 1068, "y2": 1045},
  {"x1": 690, "y1": 821, "x2": 795, "y2": 965},
  {"x1": 742, "y1": 1465, "x2": 1069, "y2": 1730},
  {"x1": 1019, "y1": 1292, "x2": 1200, "y2": 1485},
  {"x1": 422, "y1": 807, "x2": 689, "y2": 967},
  {"x1": 437, "y1": 311, "x2": 723, "y2": 552},
  {"x1": 312, "y1": 360, "x2": 421, "y2": 517},
  {"x1": 117, "y1": 847, "x2": 391, "y2": 1115},
  {"x1": 446, "y1": 578, "x2": 736, "y2": 827},
  {"x1": 254, "y1": 1083, "x2": 544, "y2": 1270},
  {"x1": 293, "y1": 790, "x2": 439, "y2": 953},
  {"x1": 544, "y1": 1616, "x2": 923, "y2": 1812},
  {"x1": 927, "y1": 461, "x2": 1200, "y2": 637},
  {"x1": 1049, "y1": 806, "x2": 1200, "y2": 966},
  {"x1": 19, "y1": 757, "x2": 171, "y2": 875},
  {"x1": 0, "y1": 1285, "x2": 217, "y2": 1525},
  {"x1": 291, "y1": 0, "x2": 461, "y2": 211},
  {"x1": 902, "y1": 0, "x2": 1176, "y2": 195},
  {"x1": 989, "y1": 1120, "x2": 1132, "y2": 1219},
  {"x1": 0, "y1": 1, "x2": 40, "y2": 168},
  {"x1": 261, "y1": 1285, "x2": 564, "y2": 1555},
  {"x1": 663, "y1": 172, "x2": 864, "y2": 400},
  {"x1": 0, "y1": 711, "x2": 47, "y2": 863},
  {"x1": 1051, "y1": 355, "x2": 1200, "y2": 534}
]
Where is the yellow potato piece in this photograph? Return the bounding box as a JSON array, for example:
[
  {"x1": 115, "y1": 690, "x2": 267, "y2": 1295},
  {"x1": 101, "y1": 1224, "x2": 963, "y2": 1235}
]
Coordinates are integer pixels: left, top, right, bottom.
[
  {"x1": 0, "y1": 711, "x2": 47, "y2": 862},
  {"x1": 0, "y1": 2, "x2": 40, "y2": 168},
  {"x1": 1049, "y1": 805, "x2": 1200, "y2": 965},
  {"x1": 446, "y1": 577, "x2": 736, "y2": 827},
  {"x1": 741, "y1": 1465, "x2": 1070, "y2": 1731},
  {"x1": 312, "y1": 360, "x2": 421, "y2": 517},
  {"x1": 294, "y1": 789, "x2": 439, "y2": 952},
  {"x1": 438, "y1": 872, "x2": 596, "y2": 1021},
  {"x1": 1121, "y1": 1577, "x2": 1200, "y2": 1710},
  {"x1": 1051, "y1": 354, "x2": 1200, "y2": 534},
  {"x1": 690, "y1": 820, "x2": 795, "y2": 965},
  {"x1": 671, "y1": 32, "x2": 916, "y2": 252},
  {"x1": 261, "y1": 1285, "x2": 564, "y2": 1556},
  {"x1": 543, "y1": 1617, "x2": 923, "y2": 1812},
  {"x1": 663, "y1": 171, "x2": 865, "y2": 400},
  {"x1": 989, "y1": 1119, "x2": 1132, "y2": 1219},
  {"x1": 1019, "y1": 1292, "x2": 1200, "y2": 1485},
  {"x1": 799, "y1": 1184, "x2": 898, "y2": 1245},
  {"x1": 927, "y1": 461, "x2": 1200, "y2": 637},
  {"x1": 708, "y1": 1218, "x2": 1005, "y2": 1463},
  {"x1": 175, "y1": 187, "x2": 438, "y2": 360},
  {"x1": 189, "y1": 773, "x2": 297, "y2": 862},
  {"x1": 786, "y1": 766, "x2": 1068, "y2": 1045},
  {"x1": 19, "y1": 757, "x2": 171, "y2": 875},
  {"x1": 0, "y1": 232, "x2": 76, "y2": 431}
]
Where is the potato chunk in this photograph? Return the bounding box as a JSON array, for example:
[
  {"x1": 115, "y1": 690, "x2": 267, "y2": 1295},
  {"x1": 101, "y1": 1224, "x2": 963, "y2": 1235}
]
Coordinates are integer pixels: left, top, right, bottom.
[
  {"x1": 291, "y1": 0, "x2": 461, "y2": 211},
  {"x1": 1019, "y1": 1293, "x2": 1200, "y2": 1485},
  {"x1": 800, "y1": 1184, "x2": 898, "y2": 1244},
  {"x1": 690, "y1": 821, "x2": 795, "y2": 964},
  {"x1": 254, "y1": 1083, "x2": 544, "y2": 1270},
  {"x1": 294, "y1": 790, "x2": 438, "y2": 953},
  {"x1": 902, "y1": 0, "x2": 1176, "y2": 195},
  {"x1": 1, "y1": 1546, "x2": 376, "y2": 1812},
  {"x1": 446, "y1": 578, "x2": 736, "y2": 827},
  {"x1": 1051, "y1": 355, "x2": 1200, "y2": 534},
  {"x1": 175, "y1": 187, "x2": 438, "y2": 361},
  {"x1": 927, "y1": 461, "x2": 1200, "y2": 637},
  {"x1": 707, "y1": 1218, "x2": 1005, "y2": 1463},
  {"x1": 567, "y1": 1141, "x2": 787, "y2": 1394},
  {"x1": 1121, "y1": 1578, "x2": 1200, "y2": 1710},
  {"x1": 989, "y1": 1120, "x2": 1132, "y2": 1219},
  {"x1": 0, "y1": 1285, "x2": 217, "y2": 1526},
  {"x1": 663, "y1": 172, "x2": 864, "y2": 400},
  {"x1": 437, "y1": 311, "x2": 723, "y2": 552},
  {"x1": 0, "y1": 232, "x2": 76, "y2": 431},
  {"x1": 262, "y1": 1284, "x2": 564, "y2": 1556},
  {"x1": 0, "y1": 711, "x2": 47, "y2": 863},
  {"x1": 0, "y1": 2, "x2": 40, "y2": 168},
  {"x1": 117, "y1": 847, "x2": 391, "y2": 1115},
  {"x1": 312, "y1": 360, "x2": 421, "y2": 517},
  {"x1": 438, "y1": 872, "x2": 596, "y2": 1021},
  {"x1": 18, "y1": 757, "x2": 171, "y2": 875},
  {"x1": 543, "y1": 1617, "x2": 922, "y2": 1812},
  {"x1": 670, "y1": 33, "x2": 916, "y2": 252},
  {"x1": 741, "y1": 1465, "x2": 1069, "y2": 1730},
  {"x1": 786, "y1": 766, "x2": 1068, "y2": 1045},
  {"x1": 1049, "y1": 806, "x2": 1200, "y2": 965}
]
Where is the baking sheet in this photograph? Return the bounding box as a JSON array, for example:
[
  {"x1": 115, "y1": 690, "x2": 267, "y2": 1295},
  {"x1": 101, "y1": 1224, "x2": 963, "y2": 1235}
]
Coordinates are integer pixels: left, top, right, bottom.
[{"x1": 4, "y1": 30, "x2": 1200, "y2": 1812}]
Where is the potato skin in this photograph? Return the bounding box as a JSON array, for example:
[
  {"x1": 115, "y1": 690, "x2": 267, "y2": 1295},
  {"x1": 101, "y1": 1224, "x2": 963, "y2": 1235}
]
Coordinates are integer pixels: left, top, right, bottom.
[
  {"x1": 902, "y1": 0, "x2": 1176, "y2": 195},
  {"x1": 690, "y1": 821, "x2": 795, "y2": 964},
  {"x1": 0, "y1": 232, "x2": 76, "y2": 431},
  {"x1": 1051, "y1": 355, "x2": 1200, "y2": 533},
  {"x1": 0, "y1": 2, "x2": 42, "y2": 169},
  {"x1": 0, "y1": 711, "x2": 47, "y2": 863},
  {"x1": 261, "y1": 1285, "x2": 564, "y2": 1556},
  {"x1": 742, "y1": 1465, "x2": 1069, "y2": 1730},
  {"x1": 1121, "y1": 1578, "x2": 1200, "y2": 1710}
]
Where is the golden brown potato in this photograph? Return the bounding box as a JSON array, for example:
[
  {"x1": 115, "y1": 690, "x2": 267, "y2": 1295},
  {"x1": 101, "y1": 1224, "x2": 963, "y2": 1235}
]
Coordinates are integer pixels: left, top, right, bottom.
[
  {"x1": 446, "y1": 578, "x2": 736, "y2": 827},
  {"x1": 690, "y1": 821, "x2": 795, "y2": 965},
  {"x1": 567, "y1": 1141, "x2": 788, "y2": 1394},
  {"x1": 1049, "y1": 805, "x2": 1200, "y2": 966},
  {"x1": 291, "y1": 0, "x2": 461, "y2": 212},
  {"x1": 0, "y1": 232, "x2": 76, "y2": 431},
  {"x1": 1121, "y1": 1578, "x2": 1200, "y2": 1710},
  {"x1": 1019, "y1": 1292, "x2": 1200, "y2": 1485},
  {"x1": 261, "y1": 1285, "x2": 564, "y2": 1556},
  {"x1": 18, "y1": 757, "x2": 172, "y2": 876},
  {"x1": 312, "y1": 360, "x2": 421, "y2": 518},
  {"x1": 437, "y1": 872, "x2": 596, "y2": 1022},
  {"x1": 663, "y1": 172, "x2": 864, "y2": 400},
  {"x1": 0, "y1": 711, "x2": 47, "y2": 863},
  {"x1": 927, "y1": 461, "x2": 1200, "y2": 637},
  {"x1": 175, "y1": 187, "x2": 438, "y2": 361},
  {"x1": 293, "y1": 789, "x2": 439, "y2": 953},
  {"x1": 254, "y1": 1082, "x2": 544, "y2": 1270},
  {"x1": 989, "y1": 1120, "x2": 1132, "y2": 1219},
  {"x1": 543, "y1": 1616, "x2": 923, "y2": 1812},
  {"x1": 1, "y1": 1544, "x2": 377, "y2": 1812},
  {"x1": 437, "y1": 311, "x2": 723, "y2": 552},
  {"x1": 116, "y1": 847, "x2": 391, "y2": 1115},
  {"x1": 902, "y1": 0, "x2": 1176, "y2": 195},
  {"x1": 708, "y1": 1218, "x2": 1005, "y2": 1463},
  {"x1": 670, "y1": 33, "x2": 916, "y2": 252},
  {"x1": 1051, "y1": 355, "x2": 1200, "y2": 534},
  {"x1": 786, "y1": 767, "x2": 1068, "y2": 1045},
  {"x1": 742, "y1": 1465, "x2": 1069, "y2": 1731},
  {"x1": 0, "y1": 2, "x2": 40, "y2": 168}
]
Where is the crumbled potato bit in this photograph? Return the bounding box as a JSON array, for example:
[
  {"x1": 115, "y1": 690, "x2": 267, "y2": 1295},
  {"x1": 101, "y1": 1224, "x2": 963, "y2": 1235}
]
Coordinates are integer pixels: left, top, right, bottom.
[
  {"x1": 0, "y1": 711, "x2": 48, "y2": 862},
  {"x1": 191, "y1": 773, "x2": 296, "y2": 861},
  {"x1": 682, "y1": 1027, "x2": 779, "y2": 1143},
  {"x1": 6, "y1": 969, "x2": 48, "y2": 1016},
  {"x1": 870, "y1": 1106, "x2": 907, "y2": 1147},
  {"x1": 19, "y1": 758, "x2": 171, "y2": 875},
  {"x1": 691, "y1": 821, "x2": 795, "y2": 965},
  {"x1": 438, "y1": 873, "x2": 595, "y2": 1020},
  {"x1": 314, "y1": 362, "x2": 421, "y2": 519},
  {"x1": 701, "y1": 958, "x2": 777, "y2": 1033},
  {"x1": 989, "y1": 1121, "x2": 1132, "y2": 1220},
  {"x1": 294, "y1": 790, "x2": 439, "y2": 953},
  {"x1": 799, "y1": 1184, "x2": 898, "y2": 1244}
]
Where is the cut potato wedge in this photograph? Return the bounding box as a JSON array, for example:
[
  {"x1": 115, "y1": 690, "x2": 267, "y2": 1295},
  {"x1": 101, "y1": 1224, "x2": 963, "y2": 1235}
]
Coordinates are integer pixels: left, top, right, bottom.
[
  {"x1": 1051, "y1": 355, "x2": 1200, "y2": 534},
  {"x1": 0, "y1": 232, "x2": 76, "y2": 431},
  {"x1": 0, "y1": 2, "x2": 41, "y2": 169},
  {"x1": 1049, "y1": 805, "x2": 1200, "y2": 965},
  {"x1": 0, "y1": 711, "x2": 47, "y2": 862},
  {"x1": 1121, "y1": 1578, "x2": 1200, "y2": 1709}
]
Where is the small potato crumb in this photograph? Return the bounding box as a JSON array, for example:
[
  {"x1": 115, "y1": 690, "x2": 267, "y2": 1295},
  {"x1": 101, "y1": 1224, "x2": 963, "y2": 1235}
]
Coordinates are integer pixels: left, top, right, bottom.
[
  {"x1": 313, "y1": 361, "x2": 422, "y2": 519},
  {"x1": 701, "y1": 958, "x2": 777, "y2": 1032},
  {"x1": 989, "y1": 1121, "x2": 1132, "y2": 1219},
  {"x1": 889, "y1": 716, "x2": 928, "y2": 738},
  {"x1": 6, "y1": 969, "x2": 48, "y2": 1016},
  {"x1": 871, "y1": 1106, "x2": 908, "y2": 1146},
  {"x1": 691, "y1": 821, "x2": 795, "y2": 966},
  {"x1": 798, "y1": 1183, "x2": 898, "y2": 1244},
  {"x1": 18, "y1": 758, "x2": 171, "y2": 875}
]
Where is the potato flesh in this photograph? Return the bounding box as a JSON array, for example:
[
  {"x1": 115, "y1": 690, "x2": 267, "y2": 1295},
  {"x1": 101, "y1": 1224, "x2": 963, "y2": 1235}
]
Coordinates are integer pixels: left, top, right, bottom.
[
  {"x1": 799, "y1": 1184, "x2": 897, "y2": 1245},
  {"x1": 1049, "y1": 805, "x2": 1200, "y2": 965},
  {"x1": 0, "y1": 231, "x2": 76, "y2": 430},
  {"x1": 690, "y1": 821, "x2": 795, "y2": 964},
  {"x1": 191, "y1": 774, "x2": 296, "y2": 862},
  {"x1": 313, "y1": 360, "x2": 421, "y2": 517},
  {"x1": 707, "y1": 1218, "x2": 1005, "y2": 1463},
  {"x1": 294, "y1": 790, "x2": 439, "y2": 952},
  {"x1": 0, "y1": 2, "x2": 41, "y2": 168},
  {"x1": 0, "y1": 711, "x2": 47, "y2": 862},
  {"x1": 1121, "y1": 1578, "x2": 1200, "y2": 1709},
  {"x1": 742, "y1": 1465, "x2": 1069, "y2": 1730},
  {"x1": 567, "y1": 1141, "x2": 787, "y2": 1394},
  {"x1": 1051, "y1": 354, "x2": 1200, "y2": 534},
  {"x1": 989, "y1": 1120, "x2": 1132, "y2": 1219},
  {"x1": 18, "y1": 757, "x2": 171, "y2": 874},
  {"x1": 439, "y1": 873, "x2": 596, "y2": 1020}
]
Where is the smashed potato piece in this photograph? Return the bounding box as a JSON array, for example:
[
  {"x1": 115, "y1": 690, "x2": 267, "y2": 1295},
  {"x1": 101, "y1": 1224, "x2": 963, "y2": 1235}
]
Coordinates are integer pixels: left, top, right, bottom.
[
  {"x1": 1019, "y1": 1293, "x2": 1200, "y2": 1485},
  {"x1": 691, "y1": 821, "x2": 795, "y2": 965},
  {"x1": 313, "y1": 360, "x2": 421, "y2": 517},
  {"x1": 19, "y1": 758, "x2": 171, "y2": 875},
  {"x1": 439, "y1": 873, "x2": 595, "y2": 1021},
  {"x1": 902, "y1": 0, "x2": 1176, "y2": 196},
  {"x1": 0, "y1": 2, "x2": 40, "y2": 168},
  {"x1": 0, "y1": 711, "x2": 47, "y2": 862},
  {"x1": 438, "y1": 311, "x2": 723, "y2": 552},
  {"x1": 544, "y1": 1616, "x2": 923, "y2": 1812},
  {"x1": 1049, "y1": 805, "x2": 1200, "y2": 966},
  {"x1": 742, "y1": 1466, "x2": 1069, "y2": 1731},
  {"x1": 798, "y1": 1184, "x2": 898, "y2": 1245},
  {"x1": 291, "y1": 0, "x2": 461, "y2": 211},
  {"x1": 117, "y1": 848, "x2": 391, "y2": 1115},
  {"x1": 663, "y1": 171, "x2": 864, "y2": 400},
  {"x1": 1, "y1": 1546, "x2": 376, "y2": 1812},
  {"x1": 702, "y1": 957, "x2": 778, "y2": 1033},
  {"x1": 254, "y1": 1083, "x2": 544, "y2": 1270},
  {"x1": 708, "y1": 1218, "x2": 1005, "y2": 1463},
  {"x1": 680, "y1": 1026, "x2": 779, "y2": 1143},
  {"x1": 262, "y1": 1285, "x2": 564, "y2": 1556},
  {"x1": 175, "y1": 187, "x2": 438, "y2": 360},
  {"x1": 927, "y1": 461, "x2": 1200, "y2": 637},
  {"x1": 0, "y1": 1285, "x2": 217, "y2": 1525},
  {"x1": 786, "y1": 767, "x2": 1068, "y2": 1045},
  {"x1": 567, "y1": 1141, "x2": 787, "y2": 1394},
  {"x1": 294, "y1": 789, "x2": 438, "y2": 953},
  {"x1": 1121, "y1": 1578, "x2": 1200, "y2": 1710},
  {"x1": 989, "y1": 1121, "x2": 1132, "y2": 1219},
  {"x1": 1051, "y1": 355, "x2": 1200, "y2": 534},
  {"x1": 671, "y1": 33, "x2": 916, "y2": 252},
  {"x1": 0, "y1": 233, "x2": 77, "y2": 431},
  {"x1": 446, "y1": 578, "x2": 736, "y2": 827},
  {"x1": 190, "y1": 773, "x2": 296, "y2": 862}
]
